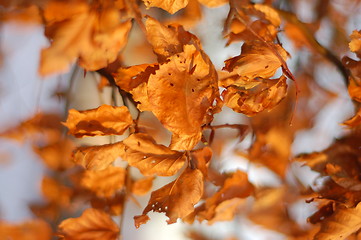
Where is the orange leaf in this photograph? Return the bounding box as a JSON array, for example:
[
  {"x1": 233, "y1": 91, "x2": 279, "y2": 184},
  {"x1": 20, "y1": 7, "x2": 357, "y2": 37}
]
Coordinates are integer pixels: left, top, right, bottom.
[
  {"x1": 33, "y1": 138, "x2": 75, "y2": 171},
  {"x1": 196, "y1": 170, "x2": 253, "y2": 223},
  {"x1": 143, "y1": 0, "x2": 188, "y2": 14},
  {"x1": 58, "y1": 208, "x2": 119, "y2": 240},
  {"x1": 314, "y1": 202, "x2": 361, "y2": 240},
  {"x1": 39, "y1": 1, "x2": 132, "y2": 75},
  {"x1": 64, "y1": 105, "x2": 133, "y2": 138},
  {"x1": 121, "y1": 133, "x2": 186, "y2": 176},
  {"x1": 222, "y1": 76, "x2": 287, "y2": 116},
  {"x1": 0, "y1": 219, "x2": 52, "y2": 240},
  {"x1": 135, "y1": 168, "x2": 203, "y2": 226},
  {"x1": 131, "y1": 177, "x2": 154, "y2": 196},
  {"x1": 223, "y1": 41, "x2": 288, "y2": 80},
  {"x1": 80, "y1": 166, "x2": 126, "y2": 198},
  {"x1": 73, "y1": 141, "x2": 125, "y2": 171},
  {"x1": 132, "y1": 44, "x2": 219, "y2": 150},
  {"x1": 41, "y1": 176, "x2": 73, "y2": 208}
]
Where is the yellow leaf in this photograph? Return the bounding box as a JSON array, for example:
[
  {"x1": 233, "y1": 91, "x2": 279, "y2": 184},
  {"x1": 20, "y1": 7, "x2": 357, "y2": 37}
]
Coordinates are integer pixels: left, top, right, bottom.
[
  {"x1": 121, "y1": 133, "x2": 186, "y2": 176},
  {"x1": 58, "y1": 208, "x2": 119, "y2": 240},
  {"x1": 64, "y1": 105, "x2": 133, "y2": 138}
]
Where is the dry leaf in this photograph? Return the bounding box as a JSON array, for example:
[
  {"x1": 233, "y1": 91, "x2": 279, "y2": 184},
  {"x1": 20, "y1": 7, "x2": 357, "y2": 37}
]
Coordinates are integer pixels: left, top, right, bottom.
[
  {"x1": 222, "y1": 76, "x2": 287, "y2": 116},
  {"x1": 131, "y1": 177, "x2": 154, "y2": 196},
  {"x1": 314, "y1": 202, "x2": 361, "y2": 240},
  {"x1": 80, "y1": 166, "x2": 126, "y2": 198},
  {"x1": 0, "y1": 219, "x2": 52, "y2": 240},
  {"x1": 57, "y1": 208, "x2": 119, "y2": 240},
  {"x1": 64, "y1": 105, "x2": 133, "y2": 138},
  {"x1": 121, "y1": 133, "x2": 186, "y2": 176},
  {"x1": 134, "y1": 168, "x2": 203, "y2": 226},
  {"x1": 33, "y1": 138, "x2": 75, "y2": 171},
  {"x1": 39, "y1": 0, "x2": 132, "y2": 75},
  {"x1": 90, "y1": 193, "x2": 125, "y2": 216},
  {"x1": 41, "y1": 176, "x2": 73, "y2": 208},
  {"x1": 73, "y1": 141, "x2": 125, "y2": 171},
  {"x1": 143, "y1": 0, "x2": 188, "y2": 14},
  {"x1": 223, "y1": 41, "x2": 288, "y2": 80}
]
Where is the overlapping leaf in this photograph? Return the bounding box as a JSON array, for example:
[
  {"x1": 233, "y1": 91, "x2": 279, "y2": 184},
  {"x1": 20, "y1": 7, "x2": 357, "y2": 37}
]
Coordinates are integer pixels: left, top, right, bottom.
[
  {"x1": 64, "y1": 105, "x2": 133, "y2": 138},
  {"x1": 222, "y1": 76, "x2": 287, "y2": 116},
  {"x1": 0, "y1": 219, "x2": 52, "y2": 240},
  {"x1": 73, "y1": 141, "x2": 125, "y2": 171},
  {"x1": 39, "y1": 0, "x2": 132, "y2": 75},
  {"x1": 80, "y1": 166, "x2": 126, "y2": 198},
  {"x1": 120, "y1": 133, "x2": 186, "y2": 176},
  {"x1": 58, "y1": 208, "x2": 119, "y2": 240},
  {"x1": 134, "y1": 167, "x2": 203, "y2": 226}
]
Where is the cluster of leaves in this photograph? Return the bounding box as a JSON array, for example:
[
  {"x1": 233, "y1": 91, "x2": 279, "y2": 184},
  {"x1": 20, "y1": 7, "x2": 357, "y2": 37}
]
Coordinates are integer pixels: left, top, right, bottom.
[{"x1": 1, "y1": 0, "x2": 361, "y2": 240}]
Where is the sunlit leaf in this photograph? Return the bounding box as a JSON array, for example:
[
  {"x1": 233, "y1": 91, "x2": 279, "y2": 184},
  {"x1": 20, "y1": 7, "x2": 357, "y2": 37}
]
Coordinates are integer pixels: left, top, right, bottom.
[
  {"x1": 58, "y1": 208, "x2": 119, "y2": 240},
  {"x1": 64, "y1": 105, "x2": 133, "y2": 138}
]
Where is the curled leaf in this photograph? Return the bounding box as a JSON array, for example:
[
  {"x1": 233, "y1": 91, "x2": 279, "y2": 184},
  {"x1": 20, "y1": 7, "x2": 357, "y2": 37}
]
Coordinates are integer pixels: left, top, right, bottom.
[
  {"x1": 121, "y1": 133, "x2": 186, "y2": 176},
  {"x1": 73, "y1": 141, "x2": 125, "y2": 171},
  {"x1": 64, "y1": 105, "x2": 133, "y2": 138},
  {"x1": 58, "y1": 208, "x2": 119, "y2": 240},
  {"x1": 135, "y1": 168, "x2": 203, "y2": 226}
]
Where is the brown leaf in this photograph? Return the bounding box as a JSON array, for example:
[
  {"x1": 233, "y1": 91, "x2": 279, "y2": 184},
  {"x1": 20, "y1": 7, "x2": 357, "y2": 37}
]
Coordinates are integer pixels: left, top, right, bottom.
[
  {"x1": 143, "y1": 0, "x2": 188, "y2": 14},
  {"x1": 190, "y1": 147, "x2": 212, "y2": 178},
  {"x1": 64, "y1": 105, "x2": 133, "y2": 138},
  {"x1": 314, "y1": 202, "x2": 361, "y2": 240},
  {"x1": 80, "y1": 166, "x2": 126, "y2": 198},
  {"x1": 58, "y1": 208, "x2": 119, "y2": 240},
  {"x1": 121, "y1": 133, "x2": 186, "y2": 176},
  {"x1": 197, "y1": 0, "x2": 227, "y2": 7},
  {"x1": 349, "y1": 30, "x2": 361, "y2": 58},
  {"x1": 135, "y1": 168, "x2": 203, "y2": 226},
  {"x1": 0, "y1": 219, "x2": 52, "y2": 240},
  {"x1": 222, "y1": 76, "x2": 287, "y2": 116},
  {"x1": 39, "y1": 1, "x2": 132, "y2": 75},
  {"x1": 90, "y1": 193, "x2": 125, "y2": 216},
  {"x1": 73, "y1": 141, "x2": 125, "y2": 171}
]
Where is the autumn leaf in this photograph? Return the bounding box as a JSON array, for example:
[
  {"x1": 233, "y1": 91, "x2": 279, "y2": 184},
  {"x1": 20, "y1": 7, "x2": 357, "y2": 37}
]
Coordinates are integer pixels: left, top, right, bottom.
[
  {"x1": 64, "y1": 105, "x2": 133, "y2": 138},
  {"x1": 132, "y1": 44, "x2": 219, "y2": 150},
  {"x1": 39, "y1": 0, "x2": 132, "y2": 75},
  {"x1": 41, "y1": 176, "x2": 73, "y2": 208},
  {"x1": 33, "y1": 138, "x2": 75, "y2": 171},
  {"x1": 0, "y1": 113, "x2": 62, "y2": 143},
  {"x1": 113, "y1": 64, "x2": 159, "y2": 92},
  {"x1": 131, "y1": 176, "x2": 154, "y2": 196},
  {"x1": 0, "y1": 219, "x2": 52, "y2": 240},
  {"x1": 134, "y1": 167, "x2": 203, "y2": 226},
  {"x1": 58, "y1": 208, "x2": 119, "y2": 240},
  {"x1": 349, "y1": 30, "x2": 361, "y2": 58},
  {"x1": 121, "y1": 133, "x2": 186, "y2": 176},
  {"x1": 143, "y1": 0, "x2": 188, "y2": 14},
  {"x1": 222, "y1": 76, "x2": 288, "y2": 116},
  {"x1": 80, "y1": 166, "x2": 126, "y2": 198},
  {"x1": 73, "y1": 141, "x2": 125, "y2": 171},
  {"x1": 223, "y1": 41, "x2": 288, "y2": 80},
  {"x1": 90, "y1": 193, "x2": 125, "y2": 216},
  {"x1": 195, "y1": 170, "x2": 253, "y2": 224},
  {"x1": 314, "y1": 202, "x2": 361, "y2": 240}
]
